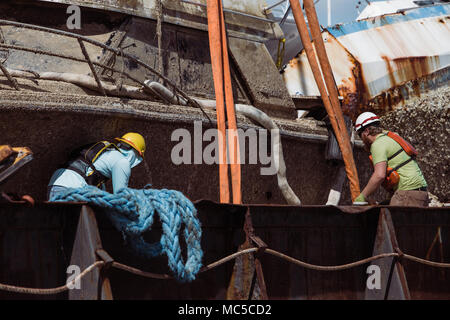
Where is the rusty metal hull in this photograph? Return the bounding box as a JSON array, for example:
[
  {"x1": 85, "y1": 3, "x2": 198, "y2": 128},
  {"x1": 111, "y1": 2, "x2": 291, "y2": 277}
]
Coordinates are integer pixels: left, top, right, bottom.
[
  {"x1": 282, "y1": 4, "x2": 450, "y2": 119},
  {"x1": 0, "y1": 101, "x2": 382, "y2": 205},
  {"x1": 0, "y1": 201, "x2": 448, "y2": 300},
  {"x1": 34, "y1": 0, "x2": 283, "y2": 43}
]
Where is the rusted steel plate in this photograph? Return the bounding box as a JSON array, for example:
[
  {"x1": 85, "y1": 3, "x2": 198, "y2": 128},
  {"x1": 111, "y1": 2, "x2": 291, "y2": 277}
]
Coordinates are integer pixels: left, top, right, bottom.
[
  {"x1": 94, "y1": 200, "x2": 247, "y2": 299},
  {"x1": 226, "y1": 241, "x2": 257, "y2": 300},
  {"x1": 227, "y1": 208, "x2": 268, "y2": 300},
  {"x1": 93, "y1": 202, "x2": 382, "y2": 300},
  {"x1": 97, "y1": 202, "x2": 384, "y2": 299},
  {"x1": 387, "y1": 206, "x2": 450, "y2": 300},
  {"x1": 35, "y1": 0, "x2": 282, "y2": 42},
  {"x1": 0, "y1": 201, "x2": 448, "y2": 299},
  {"x1": 246, "y1": 204, "x2": 381, "y2": 300},
  {"x1": 0, "y1": 203, "x2": 82, "y2": 300},
  {"x1": 228, "y1": 37, "x2": 296, "y2": 119},
  {"x1": 364, "y1": 208, "x2": 410, "y2": 300},
  {"x1": 68, "y1": 205, "x2": 113, "y2": 300},
  {"x1": 0, "y1": 105, "x2": 376, "y2": 205}
]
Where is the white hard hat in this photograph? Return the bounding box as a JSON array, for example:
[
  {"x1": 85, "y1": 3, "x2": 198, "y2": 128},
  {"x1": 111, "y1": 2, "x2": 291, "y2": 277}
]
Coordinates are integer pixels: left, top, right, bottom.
[{"x1": 355, "y1": 112, "x2": 380, "y2": 133}]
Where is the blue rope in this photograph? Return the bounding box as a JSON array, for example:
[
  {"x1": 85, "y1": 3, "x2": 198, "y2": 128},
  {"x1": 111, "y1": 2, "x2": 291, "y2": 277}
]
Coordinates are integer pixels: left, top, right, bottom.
[{"x1": 51, "y1": 186, "x2": 203, "y2": 282}]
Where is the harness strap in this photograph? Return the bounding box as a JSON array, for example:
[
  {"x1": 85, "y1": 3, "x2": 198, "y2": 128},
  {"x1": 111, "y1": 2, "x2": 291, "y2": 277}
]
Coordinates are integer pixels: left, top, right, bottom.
[
  {"x1": 387, "y1": 148, "x2": 403, "y2": 161},
  {"x1": 66, "y1": 141, "x2": 121, "y2": 187},
  {"x1": 66, "y1": 160, "x2": 87, "y2": 178},
  {"x1": 383, "y1": 133, "x2": 417, "y2": 177},
  {"x1": 387, "y1": 157, "x2": 415, "y2": 177}
]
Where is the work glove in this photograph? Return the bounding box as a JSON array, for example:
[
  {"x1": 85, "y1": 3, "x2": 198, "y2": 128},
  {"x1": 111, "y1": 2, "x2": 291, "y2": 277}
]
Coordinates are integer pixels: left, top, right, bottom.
[{"x1": 354, "y1": 193, "x2": 366, "y2": 203}]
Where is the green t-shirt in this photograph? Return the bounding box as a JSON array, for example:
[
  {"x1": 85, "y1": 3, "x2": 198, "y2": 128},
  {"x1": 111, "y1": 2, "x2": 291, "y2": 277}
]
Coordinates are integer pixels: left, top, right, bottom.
[{"x1": 370, "y1": 132, "x2": 427, "y2": 191}]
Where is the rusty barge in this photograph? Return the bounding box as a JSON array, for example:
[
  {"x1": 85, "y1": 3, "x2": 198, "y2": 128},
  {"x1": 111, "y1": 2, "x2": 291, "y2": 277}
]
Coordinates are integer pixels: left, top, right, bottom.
[{"x1": 0, "y1": 0, "x2": 448, "y2": 300}]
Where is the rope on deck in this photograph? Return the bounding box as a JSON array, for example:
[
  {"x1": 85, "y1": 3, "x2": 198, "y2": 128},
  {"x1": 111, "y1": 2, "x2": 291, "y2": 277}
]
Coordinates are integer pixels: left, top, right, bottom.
[
  {"x1": 108, "y1": 247, "x2": 450, "y2": 280},
  {"x1": 110, "y1": 248, "x2": 450, "y2": 280},
  {"x1": 111, "y1": 247, "x2": 260, "y2": 279},
  {"x1": 51, "y1": 186, "x2": 203, "y2": 283},
  {"x1": 0, "y1": 246, "x2": 449, "y2": 295},
  {"x1": 0, "y1": 261, "x2": 104, "y2": 295}
]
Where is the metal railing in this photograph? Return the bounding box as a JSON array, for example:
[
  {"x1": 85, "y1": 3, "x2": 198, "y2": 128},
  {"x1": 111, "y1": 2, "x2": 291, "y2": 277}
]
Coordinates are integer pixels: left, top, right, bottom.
[{"x1": 0, "y1": 19, "x2": 205, "y2": 111}]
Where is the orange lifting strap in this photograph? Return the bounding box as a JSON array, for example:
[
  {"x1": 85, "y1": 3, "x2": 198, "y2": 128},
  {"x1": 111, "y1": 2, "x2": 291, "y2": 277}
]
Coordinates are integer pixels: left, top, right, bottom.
[{"x1": 206, "y1": 0, "x2": 242, "y2": 204}]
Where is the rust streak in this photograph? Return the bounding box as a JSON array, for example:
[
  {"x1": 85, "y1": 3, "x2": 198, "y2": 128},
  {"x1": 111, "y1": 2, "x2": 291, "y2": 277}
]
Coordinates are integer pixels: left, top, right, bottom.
[
  {"x1": 393, "y1": 56, "x2": 430, "y2": 81},
  {"x1": 382, "y1": 55, "x2": 397, "y2": 88},
  {"x1": 392, "y1": 56, "x2": 433, "y2": 98},
  {"x1": 342, "y1": 57, "x2": 371, "y2": 121}
]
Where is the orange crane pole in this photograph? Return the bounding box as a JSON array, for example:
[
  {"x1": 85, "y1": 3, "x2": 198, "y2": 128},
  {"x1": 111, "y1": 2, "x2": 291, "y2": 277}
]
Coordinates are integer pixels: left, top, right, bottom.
[
  {"x1": 207, "y1": 0, "x2": 242, "y2": 204},
  {"x1": 288, "y1": 0, "x2": 361, "y2": 201},
  {"x1": 207, "y1": 0, "x2": 230, "y2": 203},
  {"x1": 218, "y1": 0, "x2": 242, "y2": 204}
]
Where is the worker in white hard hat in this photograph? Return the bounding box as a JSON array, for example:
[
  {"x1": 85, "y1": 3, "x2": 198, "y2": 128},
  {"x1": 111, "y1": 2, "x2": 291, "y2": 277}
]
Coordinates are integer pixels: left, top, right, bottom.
[
  {"x1": 354, "y1": 112, "x2": 428, "y2": 206},
  {"x1": 47, "y1": 132, "x2": 146, "y2": 200}
]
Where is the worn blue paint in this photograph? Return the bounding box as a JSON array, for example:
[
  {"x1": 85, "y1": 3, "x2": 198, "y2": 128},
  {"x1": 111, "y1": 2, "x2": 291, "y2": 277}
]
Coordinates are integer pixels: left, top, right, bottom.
[{"x1": 328, "y1": 4, "x2": 450, "y2": 38}]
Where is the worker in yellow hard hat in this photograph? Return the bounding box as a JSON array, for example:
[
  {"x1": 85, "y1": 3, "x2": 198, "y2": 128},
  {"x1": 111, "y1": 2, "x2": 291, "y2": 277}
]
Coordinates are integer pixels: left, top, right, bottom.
[
  {"x1": 47, "y1": 132, "x2": 146, "y2": 200},
  {"x1": 115, "y1": 132, "x2": 146, "y2": 158}
]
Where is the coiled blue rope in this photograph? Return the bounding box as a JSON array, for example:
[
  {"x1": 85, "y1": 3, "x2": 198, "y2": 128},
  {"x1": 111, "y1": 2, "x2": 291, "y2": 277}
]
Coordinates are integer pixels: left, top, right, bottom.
[{"x1": 51, "y1": 186, "x2": 203, "y2": 282}]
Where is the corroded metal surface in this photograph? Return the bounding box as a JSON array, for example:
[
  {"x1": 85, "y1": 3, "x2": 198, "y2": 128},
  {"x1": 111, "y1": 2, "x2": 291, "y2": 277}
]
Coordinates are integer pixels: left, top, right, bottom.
[
  {"x1": 97, "y1": 200, "x2": 247, "y2": 299},
  {"x1": 35, "y1": 0, "x2": 283, "y2": 42},
  {"x1": 0, "y1": 1, "x2": 289, "y2": 115},
  {"x1": 1, "y1": 201, "x2": 448, "y2": 299},
  {"x1": 0, "y1": 98, "x2": 378, "y2": 205},
  {"x1": 282, "y1": 4, "x2": 450, "y2": 119},
  {"x1": 228, "y1": 37, "x2": 296, "y2": 118},
  {"x1": 95, "y1": 203, "x2": 450, "y2": 300},
  {"x1": 68, "y1": 205, "x2": 113, "y2": 300},
  {"x1": 365, "y1": 208, "x2": 410, "y2": 300},
  {"x1": 387, "y1": 206, "x2": 450, "y2": 299},
  {"x1": 0, "y1": 202, "x2": 81, "y2": 300}
]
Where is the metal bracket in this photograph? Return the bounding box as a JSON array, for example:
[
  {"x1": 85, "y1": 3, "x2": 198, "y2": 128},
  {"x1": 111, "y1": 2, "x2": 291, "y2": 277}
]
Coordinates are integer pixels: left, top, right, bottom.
[
  {"x1": 96, "y1": 249, "x2": 114, "y2": 271},
  {"x1": 243, "y1": 207, "x2": 269, "y2": 300},
  {"x1": 69, "y1": 206, "x2": 113, "y2": 300},
  {"x1": 365, "y1": 208, "x2": 411, "y2": 300},
  {"x1": 250, "y1": 235, "x2": 268, "y2": 256}
]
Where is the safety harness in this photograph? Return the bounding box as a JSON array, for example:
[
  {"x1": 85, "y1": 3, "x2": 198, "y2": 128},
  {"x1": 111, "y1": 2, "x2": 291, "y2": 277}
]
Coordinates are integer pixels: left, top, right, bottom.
[
  {"x1": 64, "y1": 141, "x2": 122, "y2": 188},
  {"x1": 370, "y1": 131, "x2": 418, "y2": 191}
]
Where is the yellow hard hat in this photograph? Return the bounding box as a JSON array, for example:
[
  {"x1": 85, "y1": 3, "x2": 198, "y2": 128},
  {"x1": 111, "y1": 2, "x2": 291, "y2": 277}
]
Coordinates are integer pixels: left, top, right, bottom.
[{"x1": 115, "y1": 132, "x2": 146, "y2": 157}]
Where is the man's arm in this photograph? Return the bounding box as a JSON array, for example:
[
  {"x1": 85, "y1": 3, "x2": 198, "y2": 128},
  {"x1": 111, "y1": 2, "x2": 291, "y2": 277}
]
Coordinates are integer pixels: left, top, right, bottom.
[
  {"x1": 111, "y1": 159, "x2": 131, "y2": 193},
  {"x1": 360, "y1": 161, "x2": 386, "y2": 199}
]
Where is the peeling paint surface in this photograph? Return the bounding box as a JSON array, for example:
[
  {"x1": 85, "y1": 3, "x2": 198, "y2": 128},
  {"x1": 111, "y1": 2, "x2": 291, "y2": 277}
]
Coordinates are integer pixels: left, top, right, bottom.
[
  {"x1": 283, "y1": 31, "x2": 356, "y2": 97},
  {"x1": 282, "y1": 4, "x2": 450, "y2": 118}
]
